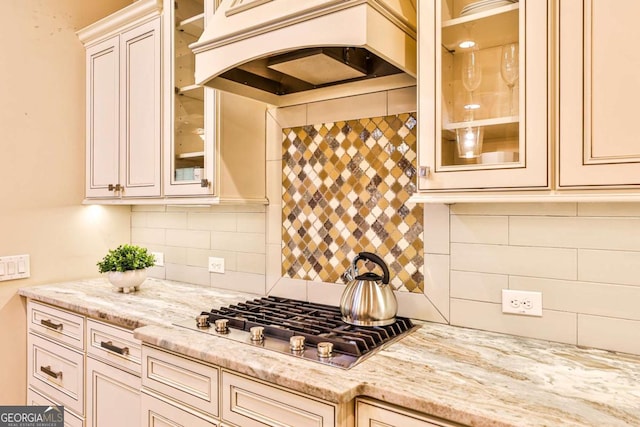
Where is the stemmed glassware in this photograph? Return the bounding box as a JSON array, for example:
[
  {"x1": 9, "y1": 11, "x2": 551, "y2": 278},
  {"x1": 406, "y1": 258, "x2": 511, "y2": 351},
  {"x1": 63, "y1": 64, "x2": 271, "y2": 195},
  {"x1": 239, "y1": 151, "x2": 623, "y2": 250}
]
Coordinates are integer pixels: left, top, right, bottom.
[
  {"x1": 500, "y1": 43, "x2": 519, "y2": 115},
  {"x1": 457, "y1": 50, "x2": 483, "y2": 158},
  {"x1": 461, "y1": 50, "x2": 482, "y2": 116}
]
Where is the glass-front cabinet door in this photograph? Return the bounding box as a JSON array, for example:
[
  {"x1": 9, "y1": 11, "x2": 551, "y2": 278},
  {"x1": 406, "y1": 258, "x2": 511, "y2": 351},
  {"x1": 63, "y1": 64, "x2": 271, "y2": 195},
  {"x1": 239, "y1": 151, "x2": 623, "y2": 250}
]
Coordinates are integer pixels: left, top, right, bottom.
[
  {"x1": 164, "y1": 0, "x2": 215, "y2": 196},
  {"x1": 417, "y1": 0, "x2": 549, "y2": 192}
]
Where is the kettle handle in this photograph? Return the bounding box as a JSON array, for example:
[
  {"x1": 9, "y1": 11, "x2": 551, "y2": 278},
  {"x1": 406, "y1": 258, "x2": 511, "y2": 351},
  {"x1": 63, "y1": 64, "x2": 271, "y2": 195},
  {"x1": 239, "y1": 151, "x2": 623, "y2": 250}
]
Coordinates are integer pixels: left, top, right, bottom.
[{"x1": 353, "y1": 252, "x2": 390, "y2": 285}]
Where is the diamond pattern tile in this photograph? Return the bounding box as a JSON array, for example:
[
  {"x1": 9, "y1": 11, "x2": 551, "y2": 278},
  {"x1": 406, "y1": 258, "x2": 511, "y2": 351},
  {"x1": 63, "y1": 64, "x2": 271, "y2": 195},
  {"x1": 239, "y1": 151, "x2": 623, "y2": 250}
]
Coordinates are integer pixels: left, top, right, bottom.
[{"x1": 282, "y1": 113, "x2": 423, "y2": 293}]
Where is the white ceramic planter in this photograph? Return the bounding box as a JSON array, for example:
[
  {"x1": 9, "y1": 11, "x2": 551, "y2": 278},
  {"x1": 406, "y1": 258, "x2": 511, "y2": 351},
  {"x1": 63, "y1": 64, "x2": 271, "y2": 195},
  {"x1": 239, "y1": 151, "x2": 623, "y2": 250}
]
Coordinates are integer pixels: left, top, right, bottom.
[{"x1": 107, "y1": 269, "x2": 147, "y2": 293}]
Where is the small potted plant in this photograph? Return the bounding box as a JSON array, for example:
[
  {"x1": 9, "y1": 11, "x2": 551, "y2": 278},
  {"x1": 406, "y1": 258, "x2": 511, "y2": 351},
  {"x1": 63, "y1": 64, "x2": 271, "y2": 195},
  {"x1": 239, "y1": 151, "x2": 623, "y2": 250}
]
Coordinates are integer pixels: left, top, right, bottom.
[{"x1": 97, "y1": 244, "x2": 155, "y2": 293}]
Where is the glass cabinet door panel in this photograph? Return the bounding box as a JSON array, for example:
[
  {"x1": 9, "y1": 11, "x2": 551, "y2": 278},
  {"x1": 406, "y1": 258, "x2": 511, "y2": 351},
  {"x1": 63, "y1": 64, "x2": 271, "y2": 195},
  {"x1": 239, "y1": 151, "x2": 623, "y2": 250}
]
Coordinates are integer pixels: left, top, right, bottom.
[
  {"x1": 173, "y1": 0, "x2": 205, "y2": 184},
  {"x1": 439, "y1": 0, "x2": 521, "y2": 169}
]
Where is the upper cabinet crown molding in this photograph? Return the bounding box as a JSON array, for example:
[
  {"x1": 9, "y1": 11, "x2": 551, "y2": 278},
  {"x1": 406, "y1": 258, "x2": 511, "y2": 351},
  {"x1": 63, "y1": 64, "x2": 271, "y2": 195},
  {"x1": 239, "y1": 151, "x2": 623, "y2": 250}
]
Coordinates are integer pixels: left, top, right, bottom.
[{"x1": 77, "y1": 0, "x2": 163, "y2": 46}]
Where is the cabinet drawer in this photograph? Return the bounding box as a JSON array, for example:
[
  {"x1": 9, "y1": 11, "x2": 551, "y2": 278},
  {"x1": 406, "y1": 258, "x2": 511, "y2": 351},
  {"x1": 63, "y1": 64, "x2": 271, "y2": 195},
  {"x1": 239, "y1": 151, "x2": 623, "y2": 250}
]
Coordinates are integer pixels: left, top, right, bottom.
[
  {"x1": 87, "y1": 319, "x2": 141, "y2": 374},
  {"x1": 28, "y1": 301, "x2": 85, "y2": 351},
  {"x1": 28, "y1": 333, "x2": 84, "y2": 416},
  {"x1": 221, "y1": 370, "x2": 335, "y2": 427},
  {"x1": 27, "y1": 387, "x2": 84, "y2": 427},
  {"x1": 142, "y1": 345, "x2": 219, "y2": 418},
  {"x1": 141, "y1": 391, "x2": 218, "y2": 427},
  {"x1": 356, "y1": 398, "x2": 463, "y2": 427}
]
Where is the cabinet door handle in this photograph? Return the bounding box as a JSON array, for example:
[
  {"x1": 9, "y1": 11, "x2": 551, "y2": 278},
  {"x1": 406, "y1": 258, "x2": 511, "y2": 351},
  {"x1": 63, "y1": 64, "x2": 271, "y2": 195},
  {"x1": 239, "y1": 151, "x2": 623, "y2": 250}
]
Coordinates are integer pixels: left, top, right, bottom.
[
  {"x1": 41, "y1": 319, "x2": 63, "y2": 331},
  {"x1": 40, "y1": 365, "x2": 63, "y2": 380},
  {"x1": 100, "y1": 340, "x2": 129, "y2": 356},
  {"x1": 108, "y1": 184, "x2": 123, "y2": 192}
]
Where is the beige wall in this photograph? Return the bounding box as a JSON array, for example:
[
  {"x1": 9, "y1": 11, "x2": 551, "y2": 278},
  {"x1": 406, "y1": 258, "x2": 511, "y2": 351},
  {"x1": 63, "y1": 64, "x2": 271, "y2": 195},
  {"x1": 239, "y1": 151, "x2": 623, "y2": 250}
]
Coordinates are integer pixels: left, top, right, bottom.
[{"x1": 0, "y1": 1, "x2": 132, "y2": 404}]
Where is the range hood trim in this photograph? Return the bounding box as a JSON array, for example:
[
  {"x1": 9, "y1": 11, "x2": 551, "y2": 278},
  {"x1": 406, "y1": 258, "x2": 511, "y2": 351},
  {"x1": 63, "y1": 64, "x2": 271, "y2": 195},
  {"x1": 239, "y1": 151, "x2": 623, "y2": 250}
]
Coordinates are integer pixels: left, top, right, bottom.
[{"x1": 192, "y1": 0, "x2": 417, "y2": 107}]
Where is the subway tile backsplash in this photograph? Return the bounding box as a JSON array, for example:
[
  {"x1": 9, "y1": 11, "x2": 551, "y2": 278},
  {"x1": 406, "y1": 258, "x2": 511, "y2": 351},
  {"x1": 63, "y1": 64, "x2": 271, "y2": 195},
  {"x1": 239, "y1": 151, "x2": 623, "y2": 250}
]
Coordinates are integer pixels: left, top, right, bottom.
[
  {"x1": 450, "y1": 202, "x2": 640, "y2": 355},
  {"x1": 132, "y1": 204, "x2": 267, "y2": 295}
]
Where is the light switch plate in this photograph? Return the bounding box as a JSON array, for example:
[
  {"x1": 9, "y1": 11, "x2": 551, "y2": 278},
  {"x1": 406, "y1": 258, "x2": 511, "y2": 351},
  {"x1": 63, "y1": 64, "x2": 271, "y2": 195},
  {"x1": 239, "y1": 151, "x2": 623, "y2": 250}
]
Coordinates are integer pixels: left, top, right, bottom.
[{"x1": 0, "y1": 254, "x2": 30, "y2": 281}]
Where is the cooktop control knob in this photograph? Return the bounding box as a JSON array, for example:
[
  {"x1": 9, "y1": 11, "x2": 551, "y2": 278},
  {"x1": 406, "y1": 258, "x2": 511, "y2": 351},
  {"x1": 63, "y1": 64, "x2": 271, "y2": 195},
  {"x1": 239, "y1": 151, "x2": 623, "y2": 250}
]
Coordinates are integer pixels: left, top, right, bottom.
[
  {"x1": 290, "y1": 335, "x2": 305, "y2": 353},
  {"x1": 317, "y1": 342, "x2": 333, "y2": 358},
  {"x1": 196, "y1": 314, "x2": 210, "y2": 328},
  {"x1": 214, "y1": 318, "x2": 229, "y2": 334},
  {"x1": 250, "y1": 326, "x2": 264, "y2": 342}
]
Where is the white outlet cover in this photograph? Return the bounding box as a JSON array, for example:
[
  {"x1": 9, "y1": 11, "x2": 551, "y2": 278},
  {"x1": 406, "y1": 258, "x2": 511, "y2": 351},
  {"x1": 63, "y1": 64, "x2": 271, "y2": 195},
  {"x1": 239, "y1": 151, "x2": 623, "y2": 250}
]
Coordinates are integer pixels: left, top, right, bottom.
[
  {"x1": 502, "y1": 289, "x2": 542, "y2": 316},
  {"x1": 208, "y1": 257, "x2": 225, "y2": 273}
]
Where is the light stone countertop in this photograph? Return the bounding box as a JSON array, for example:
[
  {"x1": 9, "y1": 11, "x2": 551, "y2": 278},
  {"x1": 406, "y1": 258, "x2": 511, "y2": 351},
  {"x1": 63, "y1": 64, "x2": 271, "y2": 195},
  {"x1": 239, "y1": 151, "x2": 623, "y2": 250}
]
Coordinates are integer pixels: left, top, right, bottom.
[{"x1": 19, "y1": 278, "x2": 640, "y2": 427}]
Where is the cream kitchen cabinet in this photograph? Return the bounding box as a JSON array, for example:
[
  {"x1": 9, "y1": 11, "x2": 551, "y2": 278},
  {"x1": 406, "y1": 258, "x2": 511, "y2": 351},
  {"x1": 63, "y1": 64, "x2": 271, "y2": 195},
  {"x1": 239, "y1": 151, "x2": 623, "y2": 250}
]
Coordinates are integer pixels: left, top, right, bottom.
[
  {"x1": 79, "y1": 0, "x2": 266, "y2": 205},
  {"x1": 356, "y1": 398, "x2": 464, "y2": 427},
  {"x1": 27, "y1": 301, "x2": 86, "y2": 420},
  {"x1": 558, "y1": 0, "x2": 640, "y2": 189},
  {"x1": 162, "y1": 0, "x2": 266, "y2": 202},
  {"x1": 80, "y1": 0, "x2": 162, "y2": 200},
  {"x1": 416, "y1": 0, "x2": 549, "y2": 193},
  {"x1": 141, "y1": 344, "x2": 348, "y2": 427},
  {"x1": 26, "y1": 301, "x2": 142, "y2": 427},
  {"x1": 86, "y1": 319, "x2": 142, "y2": 427}
]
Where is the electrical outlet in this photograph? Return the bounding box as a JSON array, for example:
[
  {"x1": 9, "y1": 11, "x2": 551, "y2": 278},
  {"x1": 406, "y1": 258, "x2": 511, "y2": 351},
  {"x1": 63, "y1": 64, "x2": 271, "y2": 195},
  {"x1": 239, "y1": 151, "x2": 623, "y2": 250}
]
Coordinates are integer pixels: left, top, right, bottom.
[
  {"x1": 208, "y1": 257, "x2": 225, "y2": 273},
  {"x1": 502, "y1": 289, "x2": 542, "y2": 316},
  {"x1": 151, "y1": 252, "x2": 164, "y2": 267}
]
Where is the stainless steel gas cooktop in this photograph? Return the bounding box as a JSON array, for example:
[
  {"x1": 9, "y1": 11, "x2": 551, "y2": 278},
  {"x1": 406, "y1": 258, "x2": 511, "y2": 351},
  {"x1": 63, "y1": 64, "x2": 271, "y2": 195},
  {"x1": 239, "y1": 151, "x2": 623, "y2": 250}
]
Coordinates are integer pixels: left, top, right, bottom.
[{"x1": 173, "y1": 296, "x2": 417, "y2": 369}]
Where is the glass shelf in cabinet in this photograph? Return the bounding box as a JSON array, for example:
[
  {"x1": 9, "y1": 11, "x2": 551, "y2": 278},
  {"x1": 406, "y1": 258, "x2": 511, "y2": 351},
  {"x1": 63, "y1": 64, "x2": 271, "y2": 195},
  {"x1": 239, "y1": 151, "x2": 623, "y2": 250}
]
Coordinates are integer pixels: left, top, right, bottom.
[
  {"x1": 442, "y1": 4, "x2": 518, "y2": 52},
  {"x1": 443, "y1": 115, "x2": 518, "y2": 134}
]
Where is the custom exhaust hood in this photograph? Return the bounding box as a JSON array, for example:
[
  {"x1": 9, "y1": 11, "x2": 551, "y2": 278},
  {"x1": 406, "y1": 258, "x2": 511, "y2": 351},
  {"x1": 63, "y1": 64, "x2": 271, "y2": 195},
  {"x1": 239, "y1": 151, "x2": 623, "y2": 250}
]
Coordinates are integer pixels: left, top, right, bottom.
[{"x1": 191, "y1": 0, "x2": 417, "y2": 106}]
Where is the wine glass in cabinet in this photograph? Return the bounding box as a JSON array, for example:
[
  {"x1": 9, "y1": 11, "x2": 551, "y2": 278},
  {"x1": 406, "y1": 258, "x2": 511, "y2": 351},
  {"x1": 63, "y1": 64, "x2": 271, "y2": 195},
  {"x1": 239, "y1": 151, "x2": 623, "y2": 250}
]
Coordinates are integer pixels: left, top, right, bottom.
[{"x1": 417, "y1": 0, "x2": 549, "y2": 193}]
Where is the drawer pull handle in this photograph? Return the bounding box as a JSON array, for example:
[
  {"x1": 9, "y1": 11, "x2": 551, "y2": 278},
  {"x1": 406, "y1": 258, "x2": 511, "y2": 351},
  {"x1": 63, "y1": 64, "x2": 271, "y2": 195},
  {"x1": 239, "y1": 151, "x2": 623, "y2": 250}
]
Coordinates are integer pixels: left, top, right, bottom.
[
  {"x1": 41, "y1": 319, "x2": 63, "y2": 331},
  {"x1": 40, "y1": 365, "x2": 62, "y2": 380},
  {"x1": 100, "y1": 340, "x2": 129, "y2": 356}
]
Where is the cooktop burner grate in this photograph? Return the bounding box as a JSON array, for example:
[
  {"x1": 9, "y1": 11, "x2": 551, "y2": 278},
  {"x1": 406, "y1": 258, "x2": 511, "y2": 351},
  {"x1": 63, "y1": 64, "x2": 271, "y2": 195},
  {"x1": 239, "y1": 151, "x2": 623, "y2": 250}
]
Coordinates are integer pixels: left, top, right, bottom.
[{"x1": 175, "y1": 296, "x2": 416, "y2": 369}]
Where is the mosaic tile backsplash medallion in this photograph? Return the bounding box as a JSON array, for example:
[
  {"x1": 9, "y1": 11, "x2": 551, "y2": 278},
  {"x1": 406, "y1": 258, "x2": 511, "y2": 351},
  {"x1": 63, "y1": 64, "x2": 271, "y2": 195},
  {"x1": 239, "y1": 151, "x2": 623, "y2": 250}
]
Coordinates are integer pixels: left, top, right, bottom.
[{"x1": 282, "y1": 113, "x2": 424, "y2": 293}]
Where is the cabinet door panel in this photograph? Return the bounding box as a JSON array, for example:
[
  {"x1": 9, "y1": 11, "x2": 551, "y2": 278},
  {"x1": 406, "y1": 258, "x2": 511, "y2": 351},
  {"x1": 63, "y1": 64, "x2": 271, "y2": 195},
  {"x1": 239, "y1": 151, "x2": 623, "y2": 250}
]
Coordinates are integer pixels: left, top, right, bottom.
[
  {"x1": 559, "y1": 0, "x2": 640, "y2": 187},
  {"x1": 86, "y1": 36, "x2": 120, "y2": 198},
  {"x1": 86, "y1": 357, "x2": 141, "y2": 427},
  {"x1": 417, "y1": 0, "x2": 549, "y2": 191},
  {"x1": 120, "y1": 17, "x2": 161, "y2": 197}
]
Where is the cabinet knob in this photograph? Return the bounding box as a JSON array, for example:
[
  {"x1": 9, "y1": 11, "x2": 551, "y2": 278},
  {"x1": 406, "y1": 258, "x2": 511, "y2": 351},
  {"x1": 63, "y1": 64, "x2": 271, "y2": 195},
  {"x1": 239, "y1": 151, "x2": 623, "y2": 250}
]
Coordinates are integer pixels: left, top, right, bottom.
[
  {"x1": 419, "y1": 166, "x2": 430, "y2": 177},
  {"x1": 108, "y1": 184, "x2": 123, "y2": 192},
  {"x1": 200, "y1": 179, "x2": 210, "y2": 188}
]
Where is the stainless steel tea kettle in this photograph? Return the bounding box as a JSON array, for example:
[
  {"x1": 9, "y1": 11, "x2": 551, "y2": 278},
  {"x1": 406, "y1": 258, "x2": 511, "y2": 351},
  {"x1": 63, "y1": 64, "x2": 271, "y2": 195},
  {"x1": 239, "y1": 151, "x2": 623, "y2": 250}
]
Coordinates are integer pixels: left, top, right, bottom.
[{"x1": 340, "y1": 251, "x2": 398, "y2": 326}]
